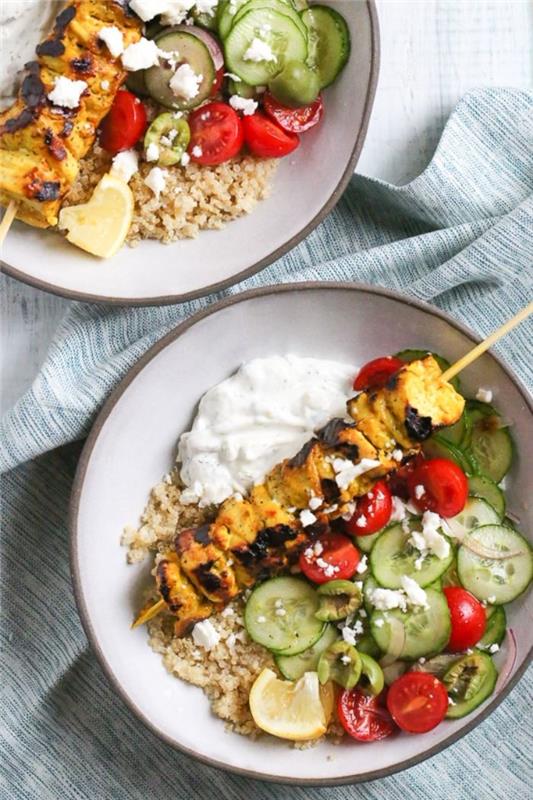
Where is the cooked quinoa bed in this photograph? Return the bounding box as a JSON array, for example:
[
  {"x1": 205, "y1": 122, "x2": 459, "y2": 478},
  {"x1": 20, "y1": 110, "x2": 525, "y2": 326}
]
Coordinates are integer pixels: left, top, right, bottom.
[
  {"x1": 122, "y1": 470, "x2": 343, "y2": 743},
  {"x1": 65, "y1": 146, "x2": 277, "y2": 244}
]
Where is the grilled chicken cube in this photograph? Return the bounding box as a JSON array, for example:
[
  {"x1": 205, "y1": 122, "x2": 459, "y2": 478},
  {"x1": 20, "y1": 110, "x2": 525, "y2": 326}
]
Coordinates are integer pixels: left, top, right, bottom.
[
  {"x1": 0, "y1": 1, "x2": 142, "y2": 228},
  {"x1": 155, "y1": 552, "x2": 213, "y2": 637},
  {"x1": 176, "y1": 527, "x2": 239, "y2": 605}
]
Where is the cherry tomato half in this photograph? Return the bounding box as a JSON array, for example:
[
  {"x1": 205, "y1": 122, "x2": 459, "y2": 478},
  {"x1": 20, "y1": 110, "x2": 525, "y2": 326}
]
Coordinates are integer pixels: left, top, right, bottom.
[
  {"x1": 242, "y1": 112, "x2": 300, "y2": 158},
  {"x1": 188, "y1": 102, "x2": 244, "y2": 166},
  {"x1": 263, "y1": 92, "x2": 324, "y2": 133},
  {"x1": 345, "y1": 480, "x2": 392, "y2": 536},
  {"x1": 337, "y1": 689, "x2": 396, "y2": 741},
  {"x1": 386, "y1": 672, "x2": 448, "y2": 733},
  {"x1": 299, "y1": 531, "x2": 360, "y2": 584},
  {"x1": 353, "y1": 356, "x2": 405, "y2": 392},
  {"x1": 99, "y1": 90, "x2": 148, "y2": 155},
  {"x1": 387, "y1": 453, "x2": 425, "y2": 501},
  {"x1": 407, "y1": 457, "x2": 468, "y2": 518},
  {"x1": 443, "y1": 587, "x2": 486, "y2": 651}
]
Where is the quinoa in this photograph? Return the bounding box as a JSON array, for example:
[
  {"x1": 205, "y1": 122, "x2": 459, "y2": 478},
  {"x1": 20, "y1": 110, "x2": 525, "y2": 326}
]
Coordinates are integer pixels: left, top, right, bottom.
[
  {"x1": 123, "y1": 471, "x2": 344, "y2": 743},
  {"x1": 65, "y1": 145, "x2": 277, "y2": 244}
]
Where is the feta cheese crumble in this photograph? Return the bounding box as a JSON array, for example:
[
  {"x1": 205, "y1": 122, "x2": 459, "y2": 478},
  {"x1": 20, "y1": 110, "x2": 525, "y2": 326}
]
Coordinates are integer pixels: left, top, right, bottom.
[
  {"x1": 414, "y1": 484, "x2": 426, "y2": 499},
  {"x1": 332, "y1": 457, "x2": 381, "y2": 491},
  {"x1": 409, "y1": 510, "x2": 450, "y2": 566},
  {"x1": 340, "y1": 654, "x2": 352, "y2": 665},
  {"x1": 367, "y1": 587, "x2": 407, "y2": 612},
  {"x1": 489, "y1": 643, "x2": 500, "y2": 654},
  {"x1": 195, "y1": 0, "x2": 218, "y2": 15},
  {"x1": 98, "y1": 26, "x2": 124, "y2": 58},
  {"x1": 229, "y1": 94, "x2": 258, "y2": 115},
  {"x1": 256, "y1": 615, "x2": 266, "y2": 623},
  {"x1": 400, "y1": 575, "x2": 429, "y2": 608},
  {"x1": 476, "y1": 387, "x2": 493, "y2": 403},
  {"x1": 180, "y1": 151, "x2": 191, "y2": 166},
  {"x1": 146, "y1": 142, "x2": 160, "y2": 162},
  {"x1": 308, "y1": 495, "x2": 322, "y2": 511},
  {"x1": 100, "y1": 80, "x2": 110, "y2": 91},
  {"x1": 192, "y1": 619, "x2": 220, "y2": 650},
  {"x1": 356, "y1": 555, "x2": 368, "y2": 574},
  {"x1": 390, "y1": 495, "x2": 407, "y2": 522},
  {"x1": 170, "y1": 63, "x2": 203, "y2": 100},
  {"x1": 129, "y1": 0, "x2": 194, "y2": 24},
  {"x1": 47, "y1": 76, "x2": 87, "y2": 109},
  {"x1": 243, "y1": 37, "x2": 277, "y2": 63},
  {"x1": 144, "y1": 166, "x2": 168, "y2": 198},
  {"x1": 122, "y1": 38, "x2": 162, "y2": 71},
  {"x1": 191, "y1": 145, "x2": 203, "y2": 158},
  {"x1": 392, "y1": 449, "x2": 403, "y2": 462},
  {"x1": 300, "y1": 509, "x2": 317, "y2": 528},
  {"x1": 110, "y1": 149, "x2": 139, "y2": 183},
  {"x1": 354, "y1": 514, "x2": 367, "y2": 528}
]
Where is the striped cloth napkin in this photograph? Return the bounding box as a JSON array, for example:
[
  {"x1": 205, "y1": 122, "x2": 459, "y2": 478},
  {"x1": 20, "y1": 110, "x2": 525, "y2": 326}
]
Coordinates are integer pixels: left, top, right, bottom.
[{"x1": 1, "y1": 88, "x2": 532, "y2": 799}]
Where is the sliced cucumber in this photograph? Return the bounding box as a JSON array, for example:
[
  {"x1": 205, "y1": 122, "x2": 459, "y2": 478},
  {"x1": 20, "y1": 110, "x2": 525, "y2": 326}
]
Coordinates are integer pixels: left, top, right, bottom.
[
  {"x1": 218, "y1": 0, "x2": 249, "y2": 39},
  {"x1": 363, "y1": 574, "x2": 379, "y2": 616},
  {"x1": 370, "y1": 589, "x2": 451, "y2": 661},
  {"x1": 275, "y1": 623, "x2": 338, "y2": 680},
  {"x1": 479, "y1": 605, "x2": 506, "y2": 649},
  {"x1": 146, "y1": 31, "x2": 215, "y2": 110},
  {"x1": 468, "y1": 417, "x2": 513, "y2": 484},
  {"x1": 440, "y1": 560, "x2": 460, "y2": 588},
  {"x1": 370, "y1": 522, "x2": 454, "y2": 589},
  {"x1": 355, "y1": 529, "x2": 382, "y2": 554},
  {"x1": 232, "y1": 0, "x2": 307, "y2": 39},
  {"x1": 438, "y1": 412, "x2": 469, "y2": 447},
  {"x1": 446, "y1": 496, "x2": 501, "y2": 542},
  {"x1": 423, "y1": 434, "x2": 476, "y2": 476},
  {"x1": 301, "y1": 5, "x2": 350, "y2": 88},
  {"x1": 468, "y1": 474, "x2": 506, "y2": 518},
  {"x1": 224, "y1": 8, "x2": 307, "y2": 85},
  {"x1": 191, "y1": 8, "x2": 218, "y2": 31},
  {"x1": 457, "y1": 524, "x2": 533, "y2": 604},
  {"x1": 444, "y1": 650, "x2": 497, "y2": 719},
  {"x1": 244, "y1": 576, "x2": 325, "y2": 655}
]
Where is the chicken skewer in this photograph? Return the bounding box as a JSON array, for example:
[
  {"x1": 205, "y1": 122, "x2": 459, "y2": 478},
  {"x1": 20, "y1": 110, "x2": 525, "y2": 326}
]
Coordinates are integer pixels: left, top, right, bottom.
[
  {"x1": 0, "y1": 0, "x2": 142, "y2": 230},
  {"x1": 134, "y1": 355, "x2": 465, "y2": 635}
]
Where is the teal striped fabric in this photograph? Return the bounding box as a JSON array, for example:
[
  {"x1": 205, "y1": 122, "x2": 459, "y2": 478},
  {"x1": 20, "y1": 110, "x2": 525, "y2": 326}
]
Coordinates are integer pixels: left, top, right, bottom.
[{"x1": 1, "y1": 88, "x2": 532, "y2": 798}]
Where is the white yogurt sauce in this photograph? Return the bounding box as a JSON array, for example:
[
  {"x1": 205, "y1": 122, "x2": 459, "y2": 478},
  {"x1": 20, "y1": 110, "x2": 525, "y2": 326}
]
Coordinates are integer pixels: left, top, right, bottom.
[
  {"x1": 0, "y1": 1, "x2": 64, "y2": 108},
  {"x1": 178, "y1": 355, "x2": 357, "y2": 507}
]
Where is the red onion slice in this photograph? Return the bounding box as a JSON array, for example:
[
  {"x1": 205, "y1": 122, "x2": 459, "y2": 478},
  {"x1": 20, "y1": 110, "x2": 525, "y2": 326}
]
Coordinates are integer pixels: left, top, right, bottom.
[
  {"x1": 379, "y1": 617, "x2": 406, "y2": 666},
  {"x1": 173, "y1": 25, "x2": 225, "y2": 71},
  {"x1": 463, "y1": 538, "x2": 524, "y2": 560}
]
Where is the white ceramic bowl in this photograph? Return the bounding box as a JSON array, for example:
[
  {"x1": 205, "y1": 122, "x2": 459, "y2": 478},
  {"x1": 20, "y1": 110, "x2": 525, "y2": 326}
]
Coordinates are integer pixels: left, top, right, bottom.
[
  {"x1": 1, "y1": 2, "x2": 379, "y2": 305},
  {"x1": 71, "y1": 283, "x2": 532, "y2": 785}
]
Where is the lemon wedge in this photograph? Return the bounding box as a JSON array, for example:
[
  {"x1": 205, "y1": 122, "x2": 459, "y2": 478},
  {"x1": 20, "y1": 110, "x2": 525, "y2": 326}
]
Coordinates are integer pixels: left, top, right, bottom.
[
  {"x1": 249, "y1": 668, "x2": 328, "y2": 741},
  {"x1": 59, "y1": 174, "x2": 133, "y2": 258}
]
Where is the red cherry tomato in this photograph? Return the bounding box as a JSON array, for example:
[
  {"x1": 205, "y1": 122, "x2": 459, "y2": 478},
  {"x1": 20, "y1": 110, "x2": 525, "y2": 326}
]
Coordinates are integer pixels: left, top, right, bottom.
[
  {"x1": 443, "y1": 587, "x2": 486, "y2": 651},
  {"x1": 263, "y1": 92, "x2": 324, "y2": 133},
  {"x1": 188, "y1": 102, "x2": 244, "y2": 166},
  {"x1": 387, "y1": 453, "x2": 425, "y2": 500},
  {"x1": 345, "y1": 481, "x2": 392, "y2": 536},
  {"x1": 211, "y1": 67, "x2": 224, "y2": 96},
  {"x1": 386, "y1": 672, "x2": 449, "y2": 733},
  {"x1": 242, "y1": 112, "x2": 300, "y2": 158},
  {"x1": 299, "y1": 531, "x2": 360, "y2": 584},
  {"x1": 337, "y1": 689, "x2": 396, "y2": 741},
  {"x1": 407, "y1": 457, "x2": 468, "y2": 517},
  {"x1": 353, "y1": 356, "x2": 405, "y2": 392},
  {"x1": 99, "y1": 90, "x2": 147, "y2": 155}
]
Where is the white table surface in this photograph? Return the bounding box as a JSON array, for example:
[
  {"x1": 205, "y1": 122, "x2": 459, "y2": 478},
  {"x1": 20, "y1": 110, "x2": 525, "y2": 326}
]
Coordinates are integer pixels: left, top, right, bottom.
[{"x1": 1, "y1": 0, "x2": 532, "y2": 416}]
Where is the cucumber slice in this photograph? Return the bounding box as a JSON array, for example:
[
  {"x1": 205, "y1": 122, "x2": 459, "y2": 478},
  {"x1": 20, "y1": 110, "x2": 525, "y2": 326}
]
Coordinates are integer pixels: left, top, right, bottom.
[
  {"x1": 244, "y1": 576, "x2": 325, "y2": 655},
  {"x1": 370, "y1": 522, "x2": 454, "y2": 589},
  {"x1": 440, "y1": 560, "x2": 460, "y2": 588},
  {"x1": 275, "y1": 623, "x2": 338, "y2": 680},
  {"x1": 232, "y1": 0, "x2": 307, "y2": 39},
  {"x1": 224, "y1": 9, "x2": 307, "y2": 85},
  {"x1": 301, "y1": 5, "x2": 350, "y2": 88},
  {"x1": 218, "y1": 0, "x2": 249, "y2": 39},
  {"x1": 146, "y1": 31, "x2": 215, "y2": 110},
  {"x1": 355, "y1": 529, "x2": 382, "y2": 554},
  {"x1": 395, "y1": 348, "x2": 461, "y2": 391},
  {"x1": 479, "y1": 605, "x2": 506, "y2": 649},
  {"x1": 457, "y1": 524, "x2": 533, "y2": 604},
  {"x1": 468, "y1": 474, "x2": 506, "y2": 518},
  {"x1": 423, "y1": 434, "x2": 476, "y2": 476},
  {"x1": 446, "y1": 496, "x2": 501, "y2": 542},
  {"x1": 191, "y1": 8, "x2": 218, "y2": 31},
  {"x1": 438, "y1": 412, "x2": 468, "y2": 447},
  {"x1": 469, "y1": 420, "x2": 513, "y2": 484},
  {"x1": 443, "y1": 651, "x2": 497, "y2": 719},
  {"x1": 363, "y1": 574, "x2": 379, "y2": 615},
  {"x1": 370, "y1": 589, "x2": 451, "y2": 661}
]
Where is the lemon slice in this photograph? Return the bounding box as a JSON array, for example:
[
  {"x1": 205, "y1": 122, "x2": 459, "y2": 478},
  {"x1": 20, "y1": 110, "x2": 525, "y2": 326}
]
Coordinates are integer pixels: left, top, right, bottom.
[
  {"x1": 59, "y1": 174, "x2": 134, "y2": 259},
  {"x1": 249, "y1": 668, "x2": 328, "y2": 741}
]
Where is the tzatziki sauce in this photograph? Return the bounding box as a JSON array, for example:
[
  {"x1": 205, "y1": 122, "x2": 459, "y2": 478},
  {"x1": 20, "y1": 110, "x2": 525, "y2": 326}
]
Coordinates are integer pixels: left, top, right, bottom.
[{"x1": 178, "y1": 355, "x2": 356, "y2": 507}]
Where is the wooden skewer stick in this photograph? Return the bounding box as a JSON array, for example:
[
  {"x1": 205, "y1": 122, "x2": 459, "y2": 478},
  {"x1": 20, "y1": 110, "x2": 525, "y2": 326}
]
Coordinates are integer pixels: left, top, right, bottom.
[
  {"x1": 0, "y1": 200, "x2": 18, "y2": 247},
  {"x1": 441, "y1": 300, "x2": 533, "y2": 382}
]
